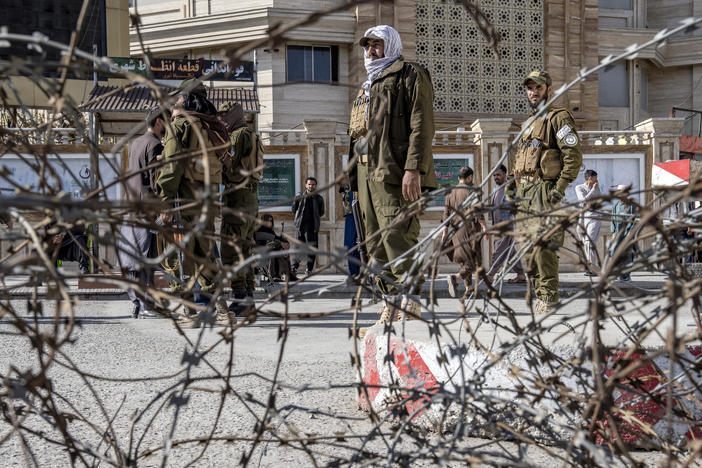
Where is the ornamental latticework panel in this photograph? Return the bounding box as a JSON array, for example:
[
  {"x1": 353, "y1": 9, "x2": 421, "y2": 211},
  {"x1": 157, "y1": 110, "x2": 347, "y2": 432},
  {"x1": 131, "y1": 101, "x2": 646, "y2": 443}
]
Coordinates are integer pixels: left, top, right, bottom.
[{"x1": 415, "y1": 0, "x2": 544, "y2": 115}]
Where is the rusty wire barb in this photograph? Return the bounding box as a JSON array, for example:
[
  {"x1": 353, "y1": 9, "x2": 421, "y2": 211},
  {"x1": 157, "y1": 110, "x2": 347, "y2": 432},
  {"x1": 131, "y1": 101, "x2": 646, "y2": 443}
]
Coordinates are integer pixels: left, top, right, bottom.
[{"x1": 0, "y1": 0, "x2": 701, "y2": 466}]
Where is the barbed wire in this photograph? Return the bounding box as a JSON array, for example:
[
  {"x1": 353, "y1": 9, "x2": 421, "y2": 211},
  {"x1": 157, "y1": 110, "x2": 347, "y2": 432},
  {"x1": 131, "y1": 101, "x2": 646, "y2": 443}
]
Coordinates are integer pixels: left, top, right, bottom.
[{"x1": 0, "y1": 1, "x2": 701, "y2": 467}]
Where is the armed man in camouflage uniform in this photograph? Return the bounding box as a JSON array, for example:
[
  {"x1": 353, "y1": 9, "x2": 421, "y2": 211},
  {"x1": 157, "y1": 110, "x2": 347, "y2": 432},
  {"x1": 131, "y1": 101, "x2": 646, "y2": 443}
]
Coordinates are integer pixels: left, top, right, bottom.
[
  {"x1": 218, "y1": 101, "x2": 263, "y2": 318},
  {"x1": 347, "y1": 25, "x2": 437, "y2": 338},
  {"x1": 511, "y1": 70, "x2": 582, "y2": 314},
  {"x1": 156, "y1": 78, "x2": 230, "y2": 328}
]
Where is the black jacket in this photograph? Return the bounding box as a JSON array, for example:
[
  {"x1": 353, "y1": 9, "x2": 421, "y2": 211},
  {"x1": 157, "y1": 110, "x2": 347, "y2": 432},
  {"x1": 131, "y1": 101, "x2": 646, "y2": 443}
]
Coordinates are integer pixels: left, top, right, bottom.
[{"x1": 292, "y1": 192, "x2": 324, "y2": 235}]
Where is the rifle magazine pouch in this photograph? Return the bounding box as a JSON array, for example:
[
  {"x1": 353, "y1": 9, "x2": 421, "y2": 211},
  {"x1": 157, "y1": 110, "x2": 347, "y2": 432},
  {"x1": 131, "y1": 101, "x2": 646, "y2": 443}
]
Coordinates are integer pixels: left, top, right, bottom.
[
  {"x1": 540, "y1": 149, "x2": 562, "y2": 179},
  {"x1": 349, "y1": 94, "x2": 370, "y2": 140}
]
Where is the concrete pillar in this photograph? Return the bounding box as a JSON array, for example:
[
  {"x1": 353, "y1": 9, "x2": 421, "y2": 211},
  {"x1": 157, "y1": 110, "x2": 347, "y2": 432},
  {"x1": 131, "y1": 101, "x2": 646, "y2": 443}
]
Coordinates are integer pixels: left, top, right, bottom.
[
  {"x1": 470, "y1": 118, "x2": 514, "y2": 269},
  {"x1": 634, "y1": 118, "x2": 685, "y2": 163},
  {"x1": 302, "y1": 119, "x2": 339, "y2": 268},
  {"x1": 470, "y1": 118, "x2": 515, "y2": 188},
  {"x1": 105, "y1": 0, "x2": 130, "y2": 57}
]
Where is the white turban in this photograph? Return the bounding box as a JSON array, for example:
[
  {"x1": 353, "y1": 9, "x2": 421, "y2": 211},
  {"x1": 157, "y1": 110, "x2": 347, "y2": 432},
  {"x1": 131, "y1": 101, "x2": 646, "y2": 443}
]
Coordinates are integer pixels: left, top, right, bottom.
[{"x1": 361, "y1": 25, "x2": 403, "y2": 96}]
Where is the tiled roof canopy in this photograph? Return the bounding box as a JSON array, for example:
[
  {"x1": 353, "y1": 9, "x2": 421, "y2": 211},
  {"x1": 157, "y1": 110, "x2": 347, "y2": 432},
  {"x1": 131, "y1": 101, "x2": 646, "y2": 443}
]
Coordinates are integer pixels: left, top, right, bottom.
[{"x1": 82, "y1": 85, "x2": 260, "y2": 113}]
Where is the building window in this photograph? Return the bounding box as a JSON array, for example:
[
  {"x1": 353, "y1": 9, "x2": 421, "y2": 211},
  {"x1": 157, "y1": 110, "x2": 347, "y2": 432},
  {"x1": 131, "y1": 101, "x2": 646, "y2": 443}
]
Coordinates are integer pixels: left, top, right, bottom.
[
  {"x1": 599, "y1": 61, "x2": 629, "y2": 107},
  {"x1": 286, "y1": 45, "x2": 338, "y2": 83},
  {"x1": 599, "y1": 0, "x2": 632, "y2": 8}
]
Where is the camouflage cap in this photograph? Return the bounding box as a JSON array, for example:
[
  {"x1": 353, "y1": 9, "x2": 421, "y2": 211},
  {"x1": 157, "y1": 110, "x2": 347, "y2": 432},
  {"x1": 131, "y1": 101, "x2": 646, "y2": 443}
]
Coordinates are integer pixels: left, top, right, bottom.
[
  {"x1": 218, "y1": 101, "x2": 245, "y2": 132},
  {"x1": 523, "y1": 70, "x2": 552, "y2": 87},
  {"x1": 169, "y1": 77, "x2": 208, "y2": 98},
  {"x1": 218, "y1": 101, "x2": 240, "y2": 114}
]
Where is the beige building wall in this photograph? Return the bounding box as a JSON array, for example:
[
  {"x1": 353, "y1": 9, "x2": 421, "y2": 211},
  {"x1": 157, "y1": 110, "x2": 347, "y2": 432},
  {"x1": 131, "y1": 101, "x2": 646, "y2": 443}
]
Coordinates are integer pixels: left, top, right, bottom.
[
  {"x1": 598, "y1": 0, "x2": 702, "y2": 131},
  {"x1": 129, "y1": 0, "x2": 355, "y2": 130},
  {"x1": 107, "y1": 0, "x2": 131, "y2": 57},
  {"x1": 127, "y1": 0, "x2": 702, "y2": 133}
]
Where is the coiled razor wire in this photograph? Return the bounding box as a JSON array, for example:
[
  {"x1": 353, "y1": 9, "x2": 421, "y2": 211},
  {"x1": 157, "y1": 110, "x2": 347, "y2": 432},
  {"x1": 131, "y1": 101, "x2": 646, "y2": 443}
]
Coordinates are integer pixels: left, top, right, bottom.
[{"x1": 0, "y1": 0, "x2": 701, "y2": 466}]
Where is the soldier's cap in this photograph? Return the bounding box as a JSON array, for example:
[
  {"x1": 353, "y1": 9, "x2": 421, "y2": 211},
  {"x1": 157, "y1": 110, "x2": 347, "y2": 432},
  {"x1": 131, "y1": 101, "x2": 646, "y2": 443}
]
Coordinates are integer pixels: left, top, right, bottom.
[
  {"x1": 169, "y1": 77, "x2": 208, "y2": 98},
  {"x1": 218, "y1": 101, "x2": 242, "y2": 114},
  {"x1": 359, "y1": 31, "x2": 384, "y2": 48},
  {"x1": 523, "y1": 70, "x2": 552, "y2": 87}
]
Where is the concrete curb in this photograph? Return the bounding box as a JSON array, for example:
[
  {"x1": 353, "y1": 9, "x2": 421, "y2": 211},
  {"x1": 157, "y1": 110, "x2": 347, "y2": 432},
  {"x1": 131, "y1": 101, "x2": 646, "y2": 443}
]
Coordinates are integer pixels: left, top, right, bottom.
[
  {"x1": 1, "y1": 273, "x2": 669, "y2": 300},
  {"x1": 357, "y1": 324, "x2": 702, "y2": 447}
]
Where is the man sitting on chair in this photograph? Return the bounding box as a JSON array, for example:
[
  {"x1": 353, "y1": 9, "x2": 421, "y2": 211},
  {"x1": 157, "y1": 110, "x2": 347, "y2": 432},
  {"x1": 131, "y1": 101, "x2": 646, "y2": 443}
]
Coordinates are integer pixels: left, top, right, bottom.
[
  {"x1": 255, "y1": 214, "x2": 298, "y2": 282},
  {"x1": 47, "y1": 226, "x2": 90, "y2": 274}
]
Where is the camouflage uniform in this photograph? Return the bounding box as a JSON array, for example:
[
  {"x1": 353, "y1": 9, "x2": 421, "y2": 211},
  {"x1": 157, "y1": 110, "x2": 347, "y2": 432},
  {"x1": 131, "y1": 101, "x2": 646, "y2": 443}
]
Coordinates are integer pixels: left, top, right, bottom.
[
  {"x1": 512, "y1": 71, "x2": 582, "y2": 306},
  {"x1": 219, "y1": 103, "x2": 263, "y2": 296},
  {"x1": 155, "y1": 113, "x2": 223, "y2": 296}
]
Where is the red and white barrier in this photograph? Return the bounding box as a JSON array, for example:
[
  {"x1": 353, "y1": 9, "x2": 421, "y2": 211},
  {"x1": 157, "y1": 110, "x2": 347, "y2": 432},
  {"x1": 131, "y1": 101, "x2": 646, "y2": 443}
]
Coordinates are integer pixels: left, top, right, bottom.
[{"x1": 358, "y1": 328, "x2": 702, "y2": 447}]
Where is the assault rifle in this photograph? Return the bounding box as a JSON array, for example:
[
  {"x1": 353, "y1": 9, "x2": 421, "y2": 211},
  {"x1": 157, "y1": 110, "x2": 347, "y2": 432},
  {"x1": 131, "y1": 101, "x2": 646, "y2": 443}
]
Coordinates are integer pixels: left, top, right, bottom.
[{"x1": 350, "y1": 196, "x2": 368, "y2": 265}]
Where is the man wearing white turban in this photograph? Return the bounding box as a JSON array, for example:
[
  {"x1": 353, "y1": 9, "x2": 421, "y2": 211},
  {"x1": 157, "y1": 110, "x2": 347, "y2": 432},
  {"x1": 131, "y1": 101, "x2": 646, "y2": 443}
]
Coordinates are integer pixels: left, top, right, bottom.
[{"x1": 347, "y1": 25, "x2": 437, "y2": 338}]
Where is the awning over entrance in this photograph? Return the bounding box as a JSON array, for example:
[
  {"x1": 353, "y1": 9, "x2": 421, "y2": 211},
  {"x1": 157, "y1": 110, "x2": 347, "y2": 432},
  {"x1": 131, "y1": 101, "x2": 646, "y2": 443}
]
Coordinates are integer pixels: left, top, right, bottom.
[
  {"x1": 82, "y1": 84, "x2": 259, "y2": 113},
  {"x1": 80, "y1": 84, "x2": 259, "y2": 138},
  {"x1": 680, "y1": 135, "x2": 702, "y2": 155}
]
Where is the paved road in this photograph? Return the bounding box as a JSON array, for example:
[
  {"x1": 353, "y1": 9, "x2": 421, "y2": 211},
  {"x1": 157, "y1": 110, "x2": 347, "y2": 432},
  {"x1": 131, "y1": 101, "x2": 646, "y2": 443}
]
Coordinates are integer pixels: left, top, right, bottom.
[{"x1": 0, "y1": 293, "x2": 684, "y2": 466}]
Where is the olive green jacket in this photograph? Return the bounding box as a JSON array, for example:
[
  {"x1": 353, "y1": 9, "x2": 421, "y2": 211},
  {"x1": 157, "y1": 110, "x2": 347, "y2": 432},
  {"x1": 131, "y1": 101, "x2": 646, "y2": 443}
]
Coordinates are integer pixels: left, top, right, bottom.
[
  {"x1": 156, "y1": 113, "x2": 226, "y2": 201},
  {"x1": 348, "y1": 58, "x2": 437, "y2": 191},
  {"x1": 227, "y1": 126, "x2": 263, "y2": 185},
  {"x1": 156, "y1": 115, "x2": 190, "y2": 202}
]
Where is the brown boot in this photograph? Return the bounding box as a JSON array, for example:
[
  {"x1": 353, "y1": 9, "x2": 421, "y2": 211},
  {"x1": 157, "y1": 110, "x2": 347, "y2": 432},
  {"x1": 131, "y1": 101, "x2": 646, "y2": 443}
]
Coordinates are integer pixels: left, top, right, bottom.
[
  {"x1": 171, "y1": 309, "x2": 202, "y2": 329},
  {"x1": 396, "y1": 295, "x2": 422, "y2": 321},
  {"x1": 358, "y1": 301, "x2": 395, "y2": 339},
  {"x1": 534, "y1": 298, "x2": 558, "y2": 315}
]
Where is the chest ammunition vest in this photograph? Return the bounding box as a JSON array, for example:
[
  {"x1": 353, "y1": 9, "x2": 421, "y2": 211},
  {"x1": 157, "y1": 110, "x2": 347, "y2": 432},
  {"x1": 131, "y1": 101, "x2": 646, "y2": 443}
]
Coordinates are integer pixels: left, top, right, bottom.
[
  {"x1": 349, "y1": 90, "x2": 370, "y2": 140},
  {"x1": 514, "y1": 108, "x2": 566, "y2": 180}
]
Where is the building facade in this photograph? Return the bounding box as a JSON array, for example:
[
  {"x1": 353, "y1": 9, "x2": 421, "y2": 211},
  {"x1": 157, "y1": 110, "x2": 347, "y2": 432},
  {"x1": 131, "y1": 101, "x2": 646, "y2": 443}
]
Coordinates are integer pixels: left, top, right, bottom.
[
  {"x1": 130, "y1": 0, "x2": 702, "y2": 136},
  {"x1": 125, "y1": 0, "x2": 700, "y2": 272}
]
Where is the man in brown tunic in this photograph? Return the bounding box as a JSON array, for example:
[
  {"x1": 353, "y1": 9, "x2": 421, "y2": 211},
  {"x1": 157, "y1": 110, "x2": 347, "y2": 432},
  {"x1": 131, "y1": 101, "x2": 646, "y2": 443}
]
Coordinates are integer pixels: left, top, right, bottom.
[{"x1": 442, "y1": 166, "x2": 487, "y2": 297}]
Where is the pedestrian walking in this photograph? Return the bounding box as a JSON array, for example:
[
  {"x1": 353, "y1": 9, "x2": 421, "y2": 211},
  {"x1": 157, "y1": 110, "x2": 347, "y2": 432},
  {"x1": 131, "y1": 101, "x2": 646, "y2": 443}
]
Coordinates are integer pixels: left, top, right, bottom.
[
  {"x1": 341, "y1": 184, "x2": 361, "y2": 278},
  {"x1": 487, "y1": 164, "x2": 526, "y2": 284},
  {"x1": 442, "y1": 166, "x2": 487, "y2": 298},
  {"x1": 575, "y1": 169, "x2": 601, "y2": 275},
  {"x1": 609, "y1": 185, "x2": 637, "y2": 282},
  {"x1": 119, "y1": 106, "x2": 168, "y2": 318},
  {"x1": 292, "y1": 176, "x2": 324, "y2": 276}
]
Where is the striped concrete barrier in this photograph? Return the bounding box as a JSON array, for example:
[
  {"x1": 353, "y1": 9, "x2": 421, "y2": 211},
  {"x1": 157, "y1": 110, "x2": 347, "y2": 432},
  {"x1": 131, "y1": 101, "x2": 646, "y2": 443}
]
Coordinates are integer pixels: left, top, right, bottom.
[{"x1": 357, "y1": 325, "x2": 702, "y2": 447}]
